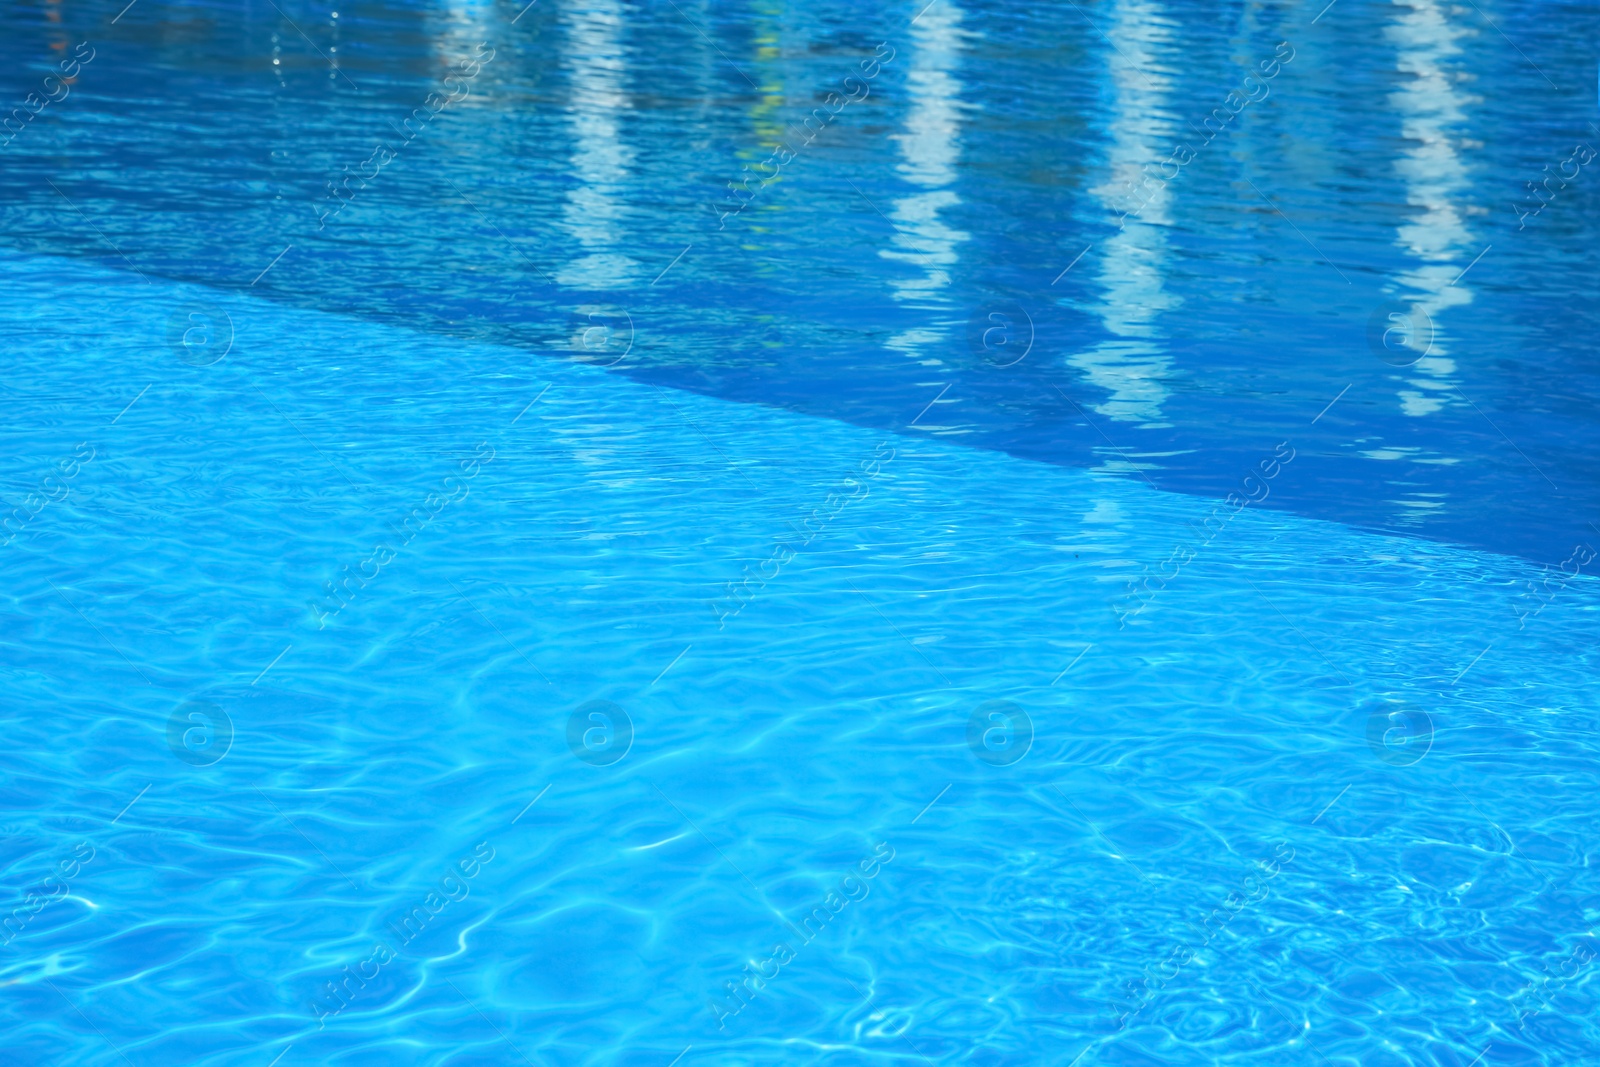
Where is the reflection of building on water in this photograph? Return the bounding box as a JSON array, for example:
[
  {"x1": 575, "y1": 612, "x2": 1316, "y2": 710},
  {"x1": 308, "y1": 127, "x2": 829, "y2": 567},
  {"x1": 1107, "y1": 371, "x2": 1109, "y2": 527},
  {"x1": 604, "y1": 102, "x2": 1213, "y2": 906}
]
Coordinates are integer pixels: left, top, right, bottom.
[
  {"x1": 554, "y1": 0, "x2": 638, "y2": 289},
  {"x1": 879, "y1": 0, "x2": 970, "y2": 390},
  {"x1": 1066, "y1": 0, "x2": 1177, "y2": 429},
  {"x1": 748, "y1": 1, "x2": 789, "y2": 192},
  {"x1": 1385, "y1": 0, "x2": 1476, "y2": 417},
  {"x1": 429, "y1": 0, "x2": 497, "y2": 71}
]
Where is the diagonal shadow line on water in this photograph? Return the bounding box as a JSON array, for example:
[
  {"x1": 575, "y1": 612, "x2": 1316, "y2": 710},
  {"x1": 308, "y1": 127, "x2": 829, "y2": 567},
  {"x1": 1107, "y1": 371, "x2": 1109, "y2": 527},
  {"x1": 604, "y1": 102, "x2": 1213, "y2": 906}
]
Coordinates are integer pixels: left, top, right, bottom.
[
  {"x1": 21, "y1": 183, "x2": 1574, "y2": 579},
  {"x1": 1050, "y1": 384, "x2": 1163, "y2": 495},
  {"x1": 253, "y1": 787, "x2": 363, "y2": 895},
  {"x1": 42, "y1": 179, "x2": 153, "y2": 285},
  {"x1": 643, "y1": 383, "x2": 888, "y2": 672},
  {"x1": 647, "y1": 385, "x2": 795, "y2": 521},
  {"x1": 907, "y1": 384, "x2": 951, "y2": 430},
  {"x1": 645, "y1": 383, "x2": 862, "y2": 582}
]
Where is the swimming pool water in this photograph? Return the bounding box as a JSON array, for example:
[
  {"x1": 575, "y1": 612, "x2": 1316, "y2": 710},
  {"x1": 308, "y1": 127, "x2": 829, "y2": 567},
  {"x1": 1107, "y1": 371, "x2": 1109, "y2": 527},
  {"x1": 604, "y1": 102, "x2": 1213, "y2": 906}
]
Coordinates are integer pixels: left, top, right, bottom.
[{"x1": 1, "y1": 0, "x2": 1597, "y2": 1065}]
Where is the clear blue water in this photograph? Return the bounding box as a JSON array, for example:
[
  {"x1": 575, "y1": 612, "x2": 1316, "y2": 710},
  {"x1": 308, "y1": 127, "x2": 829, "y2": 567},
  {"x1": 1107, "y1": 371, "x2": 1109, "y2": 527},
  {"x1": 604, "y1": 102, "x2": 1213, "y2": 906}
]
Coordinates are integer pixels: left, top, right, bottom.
[{"x1": 1, "y1": 1, "x2": 1597, "y2": 1065}]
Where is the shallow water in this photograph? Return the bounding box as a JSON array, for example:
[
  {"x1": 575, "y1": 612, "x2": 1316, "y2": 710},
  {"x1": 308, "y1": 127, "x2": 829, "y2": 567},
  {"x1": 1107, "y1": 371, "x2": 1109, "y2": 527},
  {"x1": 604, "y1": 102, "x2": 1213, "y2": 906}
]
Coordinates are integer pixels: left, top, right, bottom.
[{"x1": 1, "y1": 1, "x2": 1597, "y2": 1065}]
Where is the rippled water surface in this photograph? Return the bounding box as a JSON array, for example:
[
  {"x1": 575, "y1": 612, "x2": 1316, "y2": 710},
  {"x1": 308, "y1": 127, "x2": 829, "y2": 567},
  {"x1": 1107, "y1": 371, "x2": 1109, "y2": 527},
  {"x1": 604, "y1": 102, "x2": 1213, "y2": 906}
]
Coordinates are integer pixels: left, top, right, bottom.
[{"x1": 1, "y1": 0, "x2": 1597, "y2": 1064}]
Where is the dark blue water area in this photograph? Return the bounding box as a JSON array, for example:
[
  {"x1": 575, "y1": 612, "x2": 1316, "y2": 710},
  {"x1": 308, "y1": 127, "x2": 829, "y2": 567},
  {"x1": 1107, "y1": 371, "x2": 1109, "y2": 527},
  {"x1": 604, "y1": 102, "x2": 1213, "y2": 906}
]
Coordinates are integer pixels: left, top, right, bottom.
[{"x1": 0, "y1": 0, "x2": 1596, "y2": 565}]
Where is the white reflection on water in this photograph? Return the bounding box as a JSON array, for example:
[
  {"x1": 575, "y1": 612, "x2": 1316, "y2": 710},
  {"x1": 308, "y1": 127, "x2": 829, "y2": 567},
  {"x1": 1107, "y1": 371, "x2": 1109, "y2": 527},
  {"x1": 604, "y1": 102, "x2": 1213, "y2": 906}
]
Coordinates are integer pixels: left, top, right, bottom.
[
  {"x1": 881, "y1": 0, "x2": 971, "y2": 396},
  {"x1": 555, "y1": 0, "x2": 638, "y2": 289},
  {"x1": 1067, "y1": 0, "x2": 1178, "y2": 429},
  {"x1": 1384, "y1": 0, "x2": 1477, "y2": 418},
  {"x1": 430, "y1": 0, "x2": 496, "y2": 70}
]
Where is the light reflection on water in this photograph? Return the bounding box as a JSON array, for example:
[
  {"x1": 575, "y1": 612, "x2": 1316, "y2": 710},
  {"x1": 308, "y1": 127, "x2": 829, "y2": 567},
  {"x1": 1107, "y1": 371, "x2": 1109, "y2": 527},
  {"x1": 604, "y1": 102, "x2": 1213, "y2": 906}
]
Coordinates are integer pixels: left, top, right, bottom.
[
  {"x1": 1385, "y1": 0, "x2": 1475, "y2": 420},
  {"x1": 0, "y1": 0, "x2": 1594, "y2": 558},
  {"x1": 1068, "y1": 0, "x2": 1179, "y2": 430},
  {"x1": 554, "y1": 0, "x2": 638, "y2": 290},
  {"x1": 881, "y1": 0, "x2": 971, "y2": 431}
]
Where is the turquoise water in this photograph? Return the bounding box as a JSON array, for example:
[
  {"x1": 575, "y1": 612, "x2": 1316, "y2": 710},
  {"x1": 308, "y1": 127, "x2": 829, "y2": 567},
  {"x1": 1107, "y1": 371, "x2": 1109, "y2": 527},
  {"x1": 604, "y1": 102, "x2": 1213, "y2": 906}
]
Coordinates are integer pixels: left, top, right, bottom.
[
  {"x1": 5, "y1": 250, "x2": 1598, "y2": 1066},
  {"x1": 2, "y1": 0, "x2": 1599, "y2": 1064}
]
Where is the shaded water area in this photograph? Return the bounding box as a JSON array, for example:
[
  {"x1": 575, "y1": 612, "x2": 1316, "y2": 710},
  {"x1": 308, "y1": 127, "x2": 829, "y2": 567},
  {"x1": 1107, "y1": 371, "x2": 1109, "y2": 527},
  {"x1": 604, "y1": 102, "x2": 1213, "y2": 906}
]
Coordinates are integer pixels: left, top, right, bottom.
[{"x1": 2, "y1": 0, "x2": 1596, "y2": 562}]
